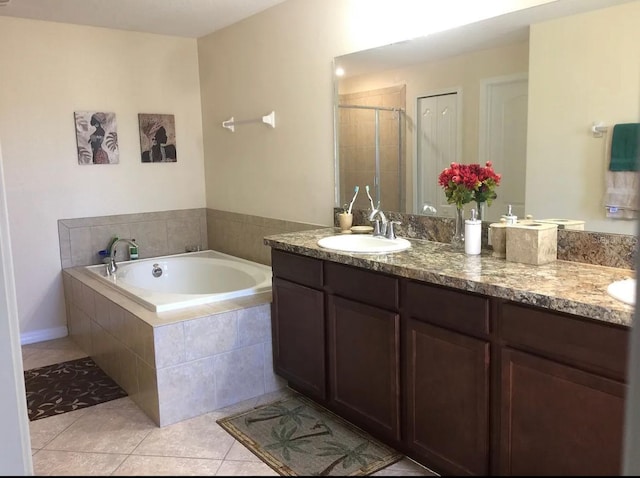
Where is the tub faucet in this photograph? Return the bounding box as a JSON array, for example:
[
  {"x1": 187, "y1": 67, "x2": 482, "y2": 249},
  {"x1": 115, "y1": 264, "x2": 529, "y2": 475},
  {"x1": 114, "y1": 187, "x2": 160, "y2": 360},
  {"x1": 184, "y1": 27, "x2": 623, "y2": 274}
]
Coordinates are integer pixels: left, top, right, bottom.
[
  {"x1": 368, "y1": 203, "x2": 388, "y2": 237},
  {"x1": 106, "y1": 238, "x2": 138, "y2": 275}
]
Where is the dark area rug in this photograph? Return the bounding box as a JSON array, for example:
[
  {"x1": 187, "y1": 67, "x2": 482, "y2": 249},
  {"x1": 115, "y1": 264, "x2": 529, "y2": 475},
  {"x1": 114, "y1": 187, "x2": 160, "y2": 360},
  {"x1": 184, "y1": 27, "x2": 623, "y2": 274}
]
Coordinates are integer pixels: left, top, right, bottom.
[
  {"x1": 217, "y1": 392, "x2": 403, "y2": 476},
  {"x1": 24, "y1": 356, "x2": 128, "y2": 421}
]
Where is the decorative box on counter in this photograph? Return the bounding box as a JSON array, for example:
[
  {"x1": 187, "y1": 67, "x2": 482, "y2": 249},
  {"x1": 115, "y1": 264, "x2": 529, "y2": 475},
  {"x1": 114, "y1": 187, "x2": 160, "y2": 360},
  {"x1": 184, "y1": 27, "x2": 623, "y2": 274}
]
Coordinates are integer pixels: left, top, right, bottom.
[
  {"x1": 533, "y1": 218, "x2": 585, "y2": 230},
  {"x1": 506, "y1": 222, "x2": 558, "y2": 265}
]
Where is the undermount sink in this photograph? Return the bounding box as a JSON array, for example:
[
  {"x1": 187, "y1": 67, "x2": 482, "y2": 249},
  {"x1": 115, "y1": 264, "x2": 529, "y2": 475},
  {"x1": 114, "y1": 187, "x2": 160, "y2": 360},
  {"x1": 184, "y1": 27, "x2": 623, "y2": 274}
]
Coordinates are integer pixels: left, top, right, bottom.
[
  {"x1": 317, "y1": 234, "x2": 411, "y2": 254},
  {"x1": 607, "y1": 278, "x2": 636, "y2": 306}
]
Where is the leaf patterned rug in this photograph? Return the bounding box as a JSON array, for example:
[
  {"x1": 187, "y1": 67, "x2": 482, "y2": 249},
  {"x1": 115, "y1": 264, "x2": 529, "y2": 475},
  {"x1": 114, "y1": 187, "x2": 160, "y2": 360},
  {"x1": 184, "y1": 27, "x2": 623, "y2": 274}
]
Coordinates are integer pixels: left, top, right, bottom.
[
  {"x1": 24, "y1": 357, "x2": 128, "y2": 421},
  {"x1": 217, "y1": 393, "x2": 403, "y2": 476}
]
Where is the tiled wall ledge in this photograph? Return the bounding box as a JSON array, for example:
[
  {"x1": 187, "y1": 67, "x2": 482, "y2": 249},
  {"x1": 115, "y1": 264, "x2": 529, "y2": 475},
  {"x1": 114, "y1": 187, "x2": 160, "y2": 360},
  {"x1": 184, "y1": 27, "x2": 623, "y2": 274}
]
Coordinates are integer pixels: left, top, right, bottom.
[
  {"x1": 58, "y1": 208, "x2": 324, "y2": 273},
  {"x1": 206, "y1": 208, "x2": 324, "y2": 266},
  {"x1": 338, "y1": 208, "x2": 637, "y2": 270},
  {"x1": 58, "y1": 208, "x2": 208, "y2": 268}
]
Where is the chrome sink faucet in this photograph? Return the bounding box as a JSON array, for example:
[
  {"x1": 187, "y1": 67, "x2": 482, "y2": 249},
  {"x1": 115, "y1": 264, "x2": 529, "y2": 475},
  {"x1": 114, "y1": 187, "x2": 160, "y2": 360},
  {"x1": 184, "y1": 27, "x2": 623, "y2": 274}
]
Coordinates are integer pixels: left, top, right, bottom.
[
  {"x1": 368, "y1": 203, "x2": 388, "y2": 237},
  {"x1": 368, "y1": 203, "x2": 402, "y2": 240},
  {"x1": 106, "y1": 238, "x2": 138, "y2": 275}
]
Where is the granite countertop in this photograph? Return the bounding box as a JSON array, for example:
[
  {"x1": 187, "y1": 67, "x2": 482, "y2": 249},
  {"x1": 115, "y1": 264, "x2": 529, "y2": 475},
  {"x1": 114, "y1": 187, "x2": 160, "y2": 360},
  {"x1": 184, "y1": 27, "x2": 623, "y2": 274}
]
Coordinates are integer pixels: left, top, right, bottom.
[{"x1": 264, "y1": 228, "x2": 636, "y2": 327}]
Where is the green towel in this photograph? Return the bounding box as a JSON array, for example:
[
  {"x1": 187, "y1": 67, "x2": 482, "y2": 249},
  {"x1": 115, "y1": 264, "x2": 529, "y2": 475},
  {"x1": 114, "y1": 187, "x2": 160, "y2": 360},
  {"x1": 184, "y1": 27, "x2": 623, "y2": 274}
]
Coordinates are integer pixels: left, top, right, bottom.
[{"x1": 609, "y1": 123, "x2": 640, "y2": 171}]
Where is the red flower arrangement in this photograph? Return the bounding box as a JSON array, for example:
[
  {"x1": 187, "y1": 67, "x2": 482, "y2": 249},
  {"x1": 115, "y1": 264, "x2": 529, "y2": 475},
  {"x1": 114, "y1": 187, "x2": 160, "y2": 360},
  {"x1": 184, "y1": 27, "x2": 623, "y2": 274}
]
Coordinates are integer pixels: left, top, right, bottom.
[{"x1": 438, "y1": 161, "x2": 502, "y2": 209}]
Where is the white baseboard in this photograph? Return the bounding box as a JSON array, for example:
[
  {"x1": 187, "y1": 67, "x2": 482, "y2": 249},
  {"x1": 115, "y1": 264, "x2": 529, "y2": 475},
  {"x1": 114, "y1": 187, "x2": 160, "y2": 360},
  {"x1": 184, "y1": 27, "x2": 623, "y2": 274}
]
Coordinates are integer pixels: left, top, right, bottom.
[{"x1": 20, "y1": 326, "x2": 68, "y2": 345}]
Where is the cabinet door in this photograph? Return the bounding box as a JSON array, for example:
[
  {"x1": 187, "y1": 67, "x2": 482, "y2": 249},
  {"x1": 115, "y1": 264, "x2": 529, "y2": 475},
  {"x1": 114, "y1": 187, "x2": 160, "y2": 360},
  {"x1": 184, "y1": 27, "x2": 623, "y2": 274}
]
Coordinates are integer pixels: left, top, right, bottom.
[
  {"x1": 271, "y1": 277, "x2": 326, "y2": 401},
  {"x1": 405, "y1": 318, "x2": 490, "y2": 476},
  {"x1": 499, "y1": 348, "x2": 625, "y2": 475},
  {"x1": 327, "y1": 295, "x2": 401, "y2": 443}
]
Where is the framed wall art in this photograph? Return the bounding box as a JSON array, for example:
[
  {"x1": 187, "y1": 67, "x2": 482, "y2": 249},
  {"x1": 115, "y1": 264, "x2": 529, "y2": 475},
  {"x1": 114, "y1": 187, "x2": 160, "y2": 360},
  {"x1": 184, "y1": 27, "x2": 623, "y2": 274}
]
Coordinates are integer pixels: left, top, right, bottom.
[
  {"x1": 138, "y1": 113, "x2": 177, "y2": 163},
  {"x1": 74, "y1": 111, "x2": 119, "y2": 165}
]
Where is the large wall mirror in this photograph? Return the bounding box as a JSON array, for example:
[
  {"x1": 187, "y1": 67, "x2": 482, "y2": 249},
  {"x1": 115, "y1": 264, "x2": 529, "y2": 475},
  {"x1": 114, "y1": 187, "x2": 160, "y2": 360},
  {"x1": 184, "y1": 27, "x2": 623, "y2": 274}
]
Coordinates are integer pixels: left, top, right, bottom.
[{"x1": 333, "y1": 0, "x2": 639, "y2": 234}]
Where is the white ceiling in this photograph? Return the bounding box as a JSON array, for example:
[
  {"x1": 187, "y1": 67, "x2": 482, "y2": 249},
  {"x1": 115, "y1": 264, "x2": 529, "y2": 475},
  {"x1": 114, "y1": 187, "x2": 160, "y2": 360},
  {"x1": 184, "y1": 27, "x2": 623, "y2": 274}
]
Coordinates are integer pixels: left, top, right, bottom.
[{"x1": 0, "y1": 0, "x2": 286, "y2": 38}]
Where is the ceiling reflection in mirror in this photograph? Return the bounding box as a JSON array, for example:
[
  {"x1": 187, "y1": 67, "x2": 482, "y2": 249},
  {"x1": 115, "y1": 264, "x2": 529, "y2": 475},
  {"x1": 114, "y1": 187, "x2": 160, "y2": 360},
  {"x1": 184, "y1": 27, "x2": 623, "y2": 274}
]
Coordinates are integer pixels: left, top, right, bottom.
[{"x1": 333, "y1": 0, "x2": 639, "y2": 234}]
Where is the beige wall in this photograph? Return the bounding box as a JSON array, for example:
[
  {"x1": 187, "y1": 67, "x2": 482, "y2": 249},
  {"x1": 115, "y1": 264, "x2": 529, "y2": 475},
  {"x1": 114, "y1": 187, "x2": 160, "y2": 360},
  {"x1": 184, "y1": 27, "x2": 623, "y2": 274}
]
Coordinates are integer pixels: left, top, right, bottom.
[
  {"x1": 197, "y1": 0, "x2": 338, "y2": 226},
  {"x1": 526, "y1": 1, "x2": 640, "y2": 234},
  {"x1": 0, "y1": 17, "x2": 205, "y2": 340}
]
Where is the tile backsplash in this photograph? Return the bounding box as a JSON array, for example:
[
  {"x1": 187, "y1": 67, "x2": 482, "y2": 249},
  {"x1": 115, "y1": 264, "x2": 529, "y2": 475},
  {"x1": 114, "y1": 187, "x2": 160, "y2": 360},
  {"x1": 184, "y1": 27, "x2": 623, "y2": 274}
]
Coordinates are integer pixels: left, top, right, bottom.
[
  {"x1": 206, "y1": 208, "x2": 323, "y2": 266},
  {"x1": 57, "y1": 207, "x2": 636, "y2": 271},
  {"x1": 58, "y1": 208, "x2": 208, "y2": 268},
  {"x1": 338, "y1": 208, "x2": 637, "y2": 270},
  {"x1": 58, "y1": 208, "x2": 324, "y2": 270}
]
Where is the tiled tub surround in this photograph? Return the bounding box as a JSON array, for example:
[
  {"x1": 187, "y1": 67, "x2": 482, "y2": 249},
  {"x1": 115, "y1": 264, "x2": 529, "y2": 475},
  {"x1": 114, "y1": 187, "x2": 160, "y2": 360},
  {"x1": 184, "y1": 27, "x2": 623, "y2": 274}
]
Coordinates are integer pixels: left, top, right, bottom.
[
  {"x1": 62, "y1": 265, "x2": 285, "y2": 427},
  {"x1": 56, "y1": 209, "x2": 321, "y2": 427},
  {"x1": 58, "y1": 208, "x2": 209, "y2": 268},
  {"x1": 339, "y1": 208, "x2": 637, "y2": 270},
  {"x1": 58, "y1": 208, "x2": 325, "y2": 270},
  {"x1": 265, "y1": 228, "x2": 635, "y2": 327},
  {"x1": 206, "y1": 208, "x2": 325, "y2": 266}
]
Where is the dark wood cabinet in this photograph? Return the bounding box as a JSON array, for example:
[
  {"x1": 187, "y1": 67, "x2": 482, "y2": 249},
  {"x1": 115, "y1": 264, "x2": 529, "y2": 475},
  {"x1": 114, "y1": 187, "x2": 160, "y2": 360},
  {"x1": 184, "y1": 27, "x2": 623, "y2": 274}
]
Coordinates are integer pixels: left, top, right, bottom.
[
  {"x1": 324, "y1": 260, "x2": 401, "y2": 443},
  {"x1": 327, "y1": 294, "x2": 401, "y2": 443},
  {"x1": 497, "y1": 301, "x2": 629, "y2": 476},
  {"x1": 271, "y1": 250, "x2": 326, "y2": 401},
  {"x1": 404, "y1": 280, "x2": 491, "y2": 476},
  {"x1": 499, "y1": 347, "x2": 625, "y2": 476}
]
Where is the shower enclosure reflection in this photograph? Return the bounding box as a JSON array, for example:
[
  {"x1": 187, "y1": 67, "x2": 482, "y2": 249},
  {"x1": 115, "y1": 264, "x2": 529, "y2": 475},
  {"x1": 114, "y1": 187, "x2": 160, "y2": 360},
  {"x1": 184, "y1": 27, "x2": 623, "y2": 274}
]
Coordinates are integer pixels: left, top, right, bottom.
[{"x1": 336, "y1": 85, "x2": 406, "y2": 213}]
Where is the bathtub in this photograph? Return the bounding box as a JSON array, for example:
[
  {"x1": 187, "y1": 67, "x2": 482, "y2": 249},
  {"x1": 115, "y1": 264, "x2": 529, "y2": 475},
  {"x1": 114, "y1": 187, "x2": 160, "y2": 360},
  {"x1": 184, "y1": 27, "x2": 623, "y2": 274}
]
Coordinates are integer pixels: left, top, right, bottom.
[{"x1": 85, "y1": 250, "x2": 272, "y2": 312}]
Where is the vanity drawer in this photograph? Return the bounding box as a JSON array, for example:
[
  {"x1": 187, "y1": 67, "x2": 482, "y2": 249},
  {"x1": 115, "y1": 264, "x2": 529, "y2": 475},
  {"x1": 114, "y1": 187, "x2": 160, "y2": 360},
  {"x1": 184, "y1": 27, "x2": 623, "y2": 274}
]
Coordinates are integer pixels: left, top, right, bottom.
[
  {"x1": 405, "y1": 280, "x2": 490, "y2": 338},
  {"x1": 499, "y1": 301, "x2": 629, "y2": 381},
  {"x1": 271, "y1": 249, "x2": 323, "y2": 289},
  {"x1": 324, "y1": 261, "x2": 399, "y2": 310}
]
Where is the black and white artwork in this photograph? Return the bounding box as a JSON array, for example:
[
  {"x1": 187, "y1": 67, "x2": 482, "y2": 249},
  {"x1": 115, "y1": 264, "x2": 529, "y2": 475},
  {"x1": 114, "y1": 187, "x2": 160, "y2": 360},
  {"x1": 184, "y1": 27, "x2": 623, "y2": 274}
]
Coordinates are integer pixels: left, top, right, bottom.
[
  {"x1": 138, "y1": 113, "x2": 177, "y2": 163},
  {"x1": 75, "y1": 111, "x2": 119, "y2": 165}
]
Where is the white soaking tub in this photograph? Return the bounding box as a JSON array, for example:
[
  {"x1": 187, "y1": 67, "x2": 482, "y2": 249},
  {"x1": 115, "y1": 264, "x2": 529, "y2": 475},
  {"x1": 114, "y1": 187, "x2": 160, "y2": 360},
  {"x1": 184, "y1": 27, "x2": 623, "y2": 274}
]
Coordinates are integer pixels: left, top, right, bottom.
[{"x1": 85, "y1": 250, "x2": 272, "y2": 312}]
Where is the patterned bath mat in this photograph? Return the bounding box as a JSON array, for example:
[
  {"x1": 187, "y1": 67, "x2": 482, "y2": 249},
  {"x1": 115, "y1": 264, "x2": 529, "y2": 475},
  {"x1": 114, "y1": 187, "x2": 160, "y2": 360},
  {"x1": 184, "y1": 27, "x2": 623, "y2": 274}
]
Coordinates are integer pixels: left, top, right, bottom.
[
  {"x1": 217, "y1": 393, "x2": 403, "y2": 476},
  {"x1": 24, "y1": 357, "x2": 128, "y2": 421}
]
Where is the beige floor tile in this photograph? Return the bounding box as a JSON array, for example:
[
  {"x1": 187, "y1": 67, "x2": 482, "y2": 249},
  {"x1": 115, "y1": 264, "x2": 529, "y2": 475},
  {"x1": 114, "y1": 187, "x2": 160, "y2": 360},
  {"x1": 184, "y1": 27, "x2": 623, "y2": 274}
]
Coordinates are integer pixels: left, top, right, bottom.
[
  {"x1": 225, "y1": 440, "x2": 262, "y2": 462},
  {"x1": 252, "y1": 388, "x2": 296, "y2": 407},
  {"x1": 23, "y1": 336, "x2": 78, "y2": 351},
  {"x1": 29, "y1": 408, "x2": 89, "y2": 449},
  {"x1": 31, "y1": 449, "x2": 127, "y2": 476},
  {"x1": 214, "y1": 460, "x2": 279, "y2": 476},
  {"x1": 43, "y1": 407, "x2": 156, "y2": 454},
  {"x1": 372, "y1": 468, "x2": 436, "y2": 477},
  {"x1": 372, "y1": 457, "x2": 439, "y2": 476},
  {"x1": 133, "y1": 413, "x2": 235, "y2": 460},
  {"x1": 112, "y1": 455, "x2": 223, "y2": 476},
  {"x1": 22, "y1": 346, "x2": 88, "y2": 371},
  {"x1": 91, "y1": 396, "x2": 140, "y2": 411},
  {"x1": 205, "y1": 387, "x2": 295, "y2": 422}
]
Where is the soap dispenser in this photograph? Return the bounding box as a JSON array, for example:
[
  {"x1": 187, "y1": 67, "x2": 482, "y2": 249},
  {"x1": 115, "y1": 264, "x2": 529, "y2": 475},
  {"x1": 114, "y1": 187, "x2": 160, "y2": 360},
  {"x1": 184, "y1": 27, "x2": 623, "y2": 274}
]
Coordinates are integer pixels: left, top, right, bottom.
[
  {"x1": 129, "y1": 239, "x2": 139, "y2": 260},
  {"x1": 465, "y1": 208, "x2": 482, "y2": 255},
  {"x1": 502, "y1": 204, "x2": 518, "y2": 225}
]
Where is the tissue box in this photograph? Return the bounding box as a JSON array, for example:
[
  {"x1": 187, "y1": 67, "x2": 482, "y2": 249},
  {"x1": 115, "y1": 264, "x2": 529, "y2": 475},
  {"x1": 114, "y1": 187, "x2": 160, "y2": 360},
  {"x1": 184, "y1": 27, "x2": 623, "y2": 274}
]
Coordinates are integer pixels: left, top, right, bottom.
[{"x1": 506, "y1": 222, "x2": 558, "y2": 265}]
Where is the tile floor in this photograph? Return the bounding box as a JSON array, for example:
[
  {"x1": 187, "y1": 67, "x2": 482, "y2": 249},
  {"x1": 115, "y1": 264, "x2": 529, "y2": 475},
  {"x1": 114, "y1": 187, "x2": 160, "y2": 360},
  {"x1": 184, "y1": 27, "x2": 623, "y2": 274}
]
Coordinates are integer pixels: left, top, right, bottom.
[{"x1": 22, "y1": 336, "x2": 437, "y2": 476}]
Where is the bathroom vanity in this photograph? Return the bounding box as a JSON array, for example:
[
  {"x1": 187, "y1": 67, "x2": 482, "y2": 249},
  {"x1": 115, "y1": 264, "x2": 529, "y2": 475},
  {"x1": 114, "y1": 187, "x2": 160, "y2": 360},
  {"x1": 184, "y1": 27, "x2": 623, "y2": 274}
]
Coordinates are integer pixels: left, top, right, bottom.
[{"x1": 264, "y1": 228, "x2": 634, "y2": 476}]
